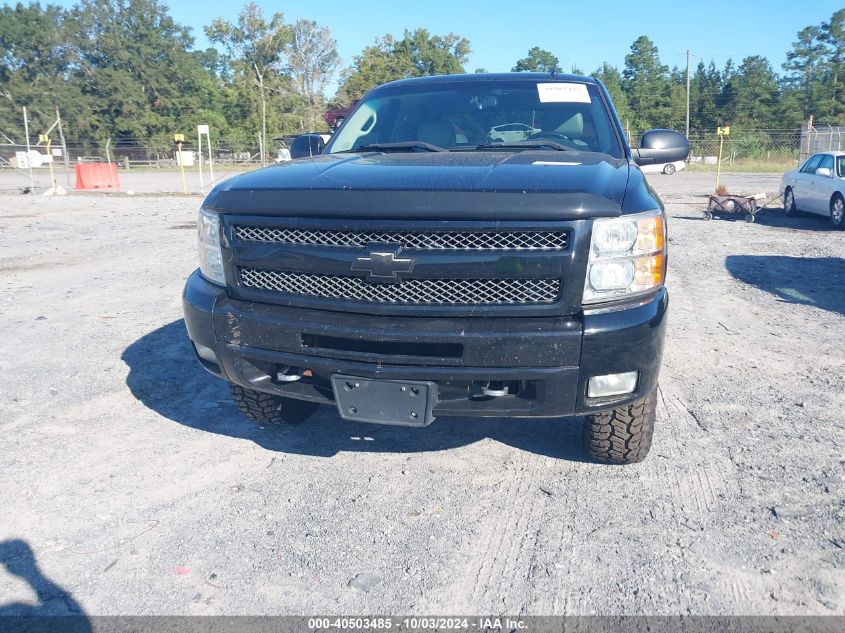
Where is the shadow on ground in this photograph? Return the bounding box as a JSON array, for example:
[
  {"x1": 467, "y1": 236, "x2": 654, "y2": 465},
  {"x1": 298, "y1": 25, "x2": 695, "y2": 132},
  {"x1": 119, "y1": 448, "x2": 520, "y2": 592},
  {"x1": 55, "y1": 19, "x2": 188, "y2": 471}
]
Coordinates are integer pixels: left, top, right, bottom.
[
  {"x1": 726, "y1": 255, "x2": 845, "y2": 317},
  {"x1": 747, "y1": 207, "x2": 841, "y2": 232},
  {"x1": 122, "y1": 320, "x2": 588, "y2": 461},
  {"x1": 673, "y1": 206, "x2": 840, "y2": 232},
  {"x1": 0, "y1": 539, "x2": 91, "y2": 632}
]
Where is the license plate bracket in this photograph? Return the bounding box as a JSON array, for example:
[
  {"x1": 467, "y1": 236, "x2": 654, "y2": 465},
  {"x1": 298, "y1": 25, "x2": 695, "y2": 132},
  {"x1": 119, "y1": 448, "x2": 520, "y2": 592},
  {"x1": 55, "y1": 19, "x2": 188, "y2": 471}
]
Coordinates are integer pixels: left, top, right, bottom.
[{"x1": 331, "y1": 375, "x2": 437, "y2": 426}]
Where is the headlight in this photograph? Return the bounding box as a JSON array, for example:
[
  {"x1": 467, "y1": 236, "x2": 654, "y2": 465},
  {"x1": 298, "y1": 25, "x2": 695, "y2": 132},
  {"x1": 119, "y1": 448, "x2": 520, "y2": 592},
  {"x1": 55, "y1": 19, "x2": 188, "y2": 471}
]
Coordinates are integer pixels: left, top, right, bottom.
[
  {"x1": 198, "y1": 208, "x2": 225, "y2": 285},
  {"x1": 583, "y1": 209, "x2": 666, "y2": 304}
]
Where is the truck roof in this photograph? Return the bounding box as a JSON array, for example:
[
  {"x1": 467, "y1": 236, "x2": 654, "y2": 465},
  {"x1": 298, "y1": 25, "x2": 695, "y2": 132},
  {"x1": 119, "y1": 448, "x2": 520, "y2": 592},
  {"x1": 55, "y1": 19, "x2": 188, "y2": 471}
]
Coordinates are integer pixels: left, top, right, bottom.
[{"x1": 377, "y1": 72, "x2": 599, "y2": 89}]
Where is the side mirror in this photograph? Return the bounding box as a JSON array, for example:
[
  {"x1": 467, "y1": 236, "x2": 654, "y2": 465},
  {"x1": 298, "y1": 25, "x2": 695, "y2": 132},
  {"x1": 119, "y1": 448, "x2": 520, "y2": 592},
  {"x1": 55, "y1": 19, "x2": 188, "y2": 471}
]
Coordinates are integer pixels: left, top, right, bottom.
[
  {"x1": 290, "y1": 134, "x2": 325, "y2": 159},
  {"x1": 632, "y1": 129, "x2": 690, "y2": 166},
  {"x1": 815, "y1": 167, "x2": 833, "y2": 177}
]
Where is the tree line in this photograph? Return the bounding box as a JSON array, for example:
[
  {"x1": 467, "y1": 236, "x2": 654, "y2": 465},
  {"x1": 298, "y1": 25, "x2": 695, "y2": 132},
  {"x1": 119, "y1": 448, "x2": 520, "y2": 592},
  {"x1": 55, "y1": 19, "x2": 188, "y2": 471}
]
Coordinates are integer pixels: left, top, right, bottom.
[
  {"x1": 1, "y1": 1, "x2": 843, "y2": 151},
  {"x1": 0, "y1": 0, "x2": 340, "y2": 149}
]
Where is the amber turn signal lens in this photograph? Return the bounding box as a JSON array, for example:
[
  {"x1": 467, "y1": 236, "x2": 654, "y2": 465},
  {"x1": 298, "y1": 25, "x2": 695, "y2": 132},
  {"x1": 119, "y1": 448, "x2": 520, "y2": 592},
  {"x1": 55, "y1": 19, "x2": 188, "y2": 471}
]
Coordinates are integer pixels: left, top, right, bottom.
[{"x1": 583, "y1": 209, "x2": 667, "y2": 304}]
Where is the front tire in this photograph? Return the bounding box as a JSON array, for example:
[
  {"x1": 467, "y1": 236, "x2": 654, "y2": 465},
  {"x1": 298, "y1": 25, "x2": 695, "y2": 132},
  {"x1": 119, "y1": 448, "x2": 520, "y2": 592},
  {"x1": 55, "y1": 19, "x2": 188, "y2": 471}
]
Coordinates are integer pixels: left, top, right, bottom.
[
  {"x1": 584, "y1": 390, "x2": 657, "y2": 464},
  {"x1": 784, "y1": 188, "x2": 798, "y2": 216},
  {"x1": 662, "y1": 163, "x2": 676, "y2": 175},
  {"x1": 830, "y1": 194, "x2": 845, "y2": 229},
  {"x1": 230, "y1": 384, "x2": 318, "y2": 425}
]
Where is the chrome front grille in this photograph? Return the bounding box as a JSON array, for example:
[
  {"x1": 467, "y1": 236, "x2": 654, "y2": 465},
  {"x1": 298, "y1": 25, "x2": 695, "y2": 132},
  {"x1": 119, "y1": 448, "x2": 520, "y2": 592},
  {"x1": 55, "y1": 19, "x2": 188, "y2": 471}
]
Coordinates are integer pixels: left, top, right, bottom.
[
  {"x1": 239, "y1": 268, "x2": 561, "y2": 305},
  {"x1": 233, "y1": 225, "x2": 568, "y2": 250}
]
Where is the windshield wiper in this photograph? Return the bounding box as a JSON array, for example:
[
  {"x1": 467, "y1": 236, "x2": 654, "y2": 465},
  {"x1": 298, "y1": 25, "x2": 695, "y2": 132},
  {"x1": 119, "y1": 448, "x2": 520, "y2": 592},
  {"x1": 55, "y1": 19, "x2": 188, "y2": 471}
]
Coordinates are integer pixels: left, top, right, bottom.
[
  {"x1": 476, "y1": 140, "x2": 569, "y2": 152},
  {"x1": 342, "y1": 141, "x2": 448, "y2": 153}
]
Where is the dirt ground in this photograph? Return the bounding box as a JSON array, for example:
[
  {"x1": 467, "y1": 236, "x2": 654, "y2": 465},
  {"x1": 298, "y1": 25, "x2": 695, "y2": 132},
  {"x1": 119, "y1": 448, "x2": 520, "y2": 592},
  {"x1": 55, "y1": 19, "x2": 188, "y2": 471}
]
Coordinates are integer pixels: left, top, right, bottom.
[{"x1": 0, "y1": 171, "x2": 843, "y2": 617}]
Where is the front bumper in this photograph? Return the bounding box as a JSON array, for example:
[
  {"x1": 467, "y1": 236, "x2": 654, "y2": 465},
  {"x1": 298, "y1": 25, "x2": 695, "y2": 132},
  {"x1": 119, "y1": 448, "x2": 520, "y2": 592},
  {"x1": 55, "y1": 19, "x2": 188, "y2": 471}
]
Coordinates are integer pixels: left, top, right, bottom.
[{"x1": 183, "y1": 270, "x2": 667, "y2": 418}]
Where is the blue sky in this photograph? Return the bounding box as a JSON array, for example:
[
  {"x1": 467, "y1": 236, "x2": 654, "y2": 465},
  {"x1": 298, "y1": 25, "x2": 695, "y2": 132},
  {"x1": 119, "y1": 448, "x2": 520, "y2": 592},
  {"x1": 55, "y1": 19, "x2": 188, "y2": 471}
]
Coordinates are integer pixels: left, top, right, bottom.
[{"x1": 37, "y1": 0, "x2": 845, "y2": 93}]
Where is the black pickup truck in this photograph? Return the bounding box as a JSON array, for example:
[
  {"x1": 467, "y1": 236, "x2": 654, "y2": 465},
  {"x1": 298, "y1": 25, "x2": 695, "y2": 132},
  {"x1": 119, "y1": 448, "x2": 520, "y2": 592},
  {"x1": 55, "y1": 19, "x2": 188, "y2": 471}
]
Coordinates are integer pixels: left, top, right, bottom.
[{"x1": 183, "y1": 73, "x2": 688, "y2": 464}]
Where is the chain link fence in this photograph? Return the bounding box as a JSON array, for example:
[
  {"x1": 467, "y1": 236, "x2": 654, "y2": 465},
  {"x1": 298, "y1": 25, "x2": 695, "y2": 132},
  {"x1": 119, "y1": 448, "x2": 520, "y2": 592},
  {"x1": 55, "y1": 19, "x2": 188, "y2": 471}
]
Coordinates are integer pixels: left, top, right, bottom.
[
  {"x1": 800, "y1": 125, "x2": 845, "y2": 163},
  {"x1": 0, "y1": 137, "x2": 284, "y2": 171},
  {"x1": 687, "y1": 131, "x2": 799, "y2": 168},
  {"x1": 2, "y1": 127, "x2": 811, "y2": 173},
  {"x1": 626, "y1": 129, "x2": 802, "y2": 169}
]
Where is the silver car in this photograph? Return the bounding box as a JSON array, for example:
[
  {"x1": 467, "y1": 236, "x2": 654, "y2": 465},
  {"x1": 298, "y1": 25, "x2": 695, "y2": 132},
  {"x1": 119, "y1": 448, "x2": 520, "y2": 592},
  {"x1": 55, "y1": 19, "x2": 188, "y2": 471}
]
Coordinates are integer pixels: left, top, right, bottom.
[{"x1": 781, "y1": 151, "x2": 845, "y2": 229}]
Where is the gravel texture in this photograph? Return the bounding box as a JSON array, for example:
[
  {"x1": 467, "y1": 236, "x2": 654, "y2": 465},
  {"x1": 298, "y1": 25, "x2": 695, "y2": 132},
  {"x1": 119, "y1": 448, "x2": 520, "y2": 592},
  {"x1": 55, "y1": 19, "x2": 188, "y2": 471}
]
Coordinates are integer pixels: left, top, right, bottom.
[{"x1": 0, "y1": 171, "x2": 842, "y2": 616}]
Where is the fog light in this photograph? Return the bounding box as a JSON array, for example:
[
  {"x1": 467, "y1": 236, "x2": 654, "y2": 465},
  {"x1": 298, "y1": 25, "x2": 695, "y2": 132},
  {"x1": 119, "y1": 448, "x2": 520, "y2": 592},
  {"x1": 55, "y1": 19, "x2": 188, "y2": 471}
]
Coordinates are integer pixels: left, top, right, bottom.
[
  {"x1": 194, "y1": 342, "x2": 218, "y2": 364},
  {"x1": 588, "y1": 371, "x2": 638, "y2": 398}
]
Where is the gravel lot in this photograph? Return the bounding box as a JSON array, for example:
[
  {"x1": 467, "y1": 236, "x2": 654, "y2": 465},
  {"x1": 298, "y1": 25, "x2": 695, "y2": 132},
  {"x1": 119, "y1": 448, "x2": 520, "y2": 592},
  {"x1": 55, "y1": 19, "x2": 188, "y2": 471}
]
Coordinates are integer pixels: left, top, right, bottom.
[{"x1": 0, "y1": 171, "x2": 843, "y2": 617}]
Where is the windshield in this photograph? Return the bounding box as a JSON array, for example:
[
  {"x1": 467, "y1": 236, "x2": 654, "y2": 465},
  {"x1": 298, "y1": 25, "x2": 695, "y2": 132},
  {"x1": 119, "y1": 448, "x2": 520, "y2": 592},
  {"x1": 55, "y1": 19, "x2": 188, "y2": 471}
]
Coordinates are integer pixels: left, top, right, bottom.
[{"x1": 326, "y1": 79, "x2": 624, "y2": 158}]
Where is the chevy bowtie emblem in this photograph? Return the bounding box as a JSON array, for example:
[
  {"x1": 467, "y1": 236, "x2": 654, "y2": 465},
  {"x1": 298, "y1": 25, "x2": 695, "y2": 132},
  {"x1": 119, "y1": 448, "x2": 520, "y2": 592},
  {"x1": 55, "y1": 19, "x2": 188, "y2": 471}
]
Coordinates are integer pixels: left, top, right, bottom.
[{"x1": 351, "y1": 249, "x2": 415, "y2": 283}]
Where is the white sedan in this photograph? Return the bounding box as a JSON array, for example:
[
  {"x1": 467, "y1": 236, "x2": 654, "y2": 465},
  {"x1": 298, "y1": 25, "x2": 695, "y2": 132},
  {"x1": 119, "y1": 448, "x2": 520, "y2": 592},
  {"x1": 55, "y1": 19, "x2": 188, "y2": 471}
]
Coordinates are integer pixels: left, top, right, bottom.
[
  {"x1": 488, "y1": 123, "x2": 541, "y2": 142},
  {"x1": 781, "y1": 151, "x2": 845, "y2": 229},
  {"x1": 637, "y1": 160, "x2": 686, "y2": 175}
]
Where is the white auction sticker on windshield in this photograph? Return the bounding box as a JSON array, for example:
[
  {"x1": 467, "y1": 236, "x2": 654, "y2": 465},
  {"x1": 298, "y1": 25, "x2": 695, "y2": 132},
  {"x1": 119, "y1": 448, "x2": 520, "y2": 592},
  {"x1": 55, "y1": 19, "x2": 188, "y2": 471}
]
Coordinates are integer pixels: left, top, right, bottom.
[{"x1": 537, "y1": 83, "x2": 591, "y2": 103}]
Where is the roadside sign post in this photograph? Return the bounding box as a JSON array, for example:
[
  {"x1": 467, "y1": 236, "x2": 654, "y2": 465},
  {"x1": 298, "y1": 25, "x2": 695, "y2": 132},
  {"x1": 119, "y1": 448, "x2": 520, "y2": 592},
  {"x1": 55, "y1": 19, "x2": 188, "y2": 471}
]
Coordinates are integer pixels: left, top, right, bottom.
[
  {"x1": 207, "y1": 132, "x2": 214, "y2": 182},
  {"x1": 175, "y1": 133, "x2": 187, "y2": 194},
  {"x1": 715, "y1": 126, "x2": 730, "y2": 192},
  {"x1": 56, "y1": 109, "x2": 71, "y2": 188},
  {"x1": 22, "y1": 106, "x2": 34, "y2": 189},
  {"x1": 39, "y1": 134, "x2": 57, "y2": 192},
  {"x1": 197, "y1": 124, "x2": 212, "y2": 193}
]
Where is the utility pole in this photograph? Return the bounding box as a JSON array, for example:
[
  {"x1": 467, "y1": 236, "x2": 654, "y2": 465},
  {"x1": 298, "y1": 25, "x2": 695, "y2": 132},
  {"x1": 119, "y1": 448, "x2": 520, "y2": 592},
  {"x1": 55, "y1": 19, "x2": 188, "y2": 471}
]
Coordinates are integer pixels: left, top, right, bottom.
[{"x1": 685, "y1": 49, "x2": 692, "y2": 139}]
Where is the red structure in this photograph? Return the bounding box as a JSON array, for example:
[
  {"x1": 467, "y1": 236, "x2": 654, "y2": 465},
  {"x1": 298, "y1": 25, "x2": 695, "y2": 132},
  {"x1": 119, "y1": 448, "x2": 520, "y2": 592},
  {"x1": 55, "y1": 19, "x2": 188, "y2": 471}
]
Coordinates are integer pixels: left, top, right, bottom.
[{"x1": 75, "y1": 163, "x2": 120, "y2": 190}]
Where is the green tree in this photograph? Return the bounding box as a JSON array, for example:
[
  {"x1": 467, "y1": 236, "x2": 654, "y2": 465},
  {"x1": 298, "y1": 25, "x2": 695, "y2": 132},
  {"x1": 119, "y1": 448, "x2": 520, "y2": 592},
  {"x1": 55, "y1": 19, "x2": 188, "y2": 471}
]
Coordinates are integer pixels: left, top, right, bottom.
[
  {"x1": 665, "y1": 66, "x2": 687, "y2": 130},
  {"x1": 336, "y1": 29, "x2": 470, "y2": 103},
  {"x1": 721, "y1": 56, "x2": 780, "y2": 128},
  {"x1": 690, "y1": 61, "x2": 722, "y2": 132},
  {"x1": 512, "y1": 47, "x2": 559, "y2": 73},
  {"x1": 335, "y1": 35, "x2": 413, "y2": 104},
  {"x1": 818, "y1": 9, "x2": 845, "y2": 122},
  {"x1": 0, "y1": 2, "x2": 71, "y2": 84},
  {"x1": 622, "y1": 36, "x2": 671, "y2": 129},
  {"x1": 593, "y1": 63, "x2": 632, "y2": 132},
  {"x1": 285, "y1": 19, "x2": 340, "y2": 131},
  {"x1": 66, "y1": 0, "x2": 222, "y2": 144},
  {"x1": 783, "y1": 25, "x2": 827, "y2": 120},
  {"x1": 205, "y1": 2, "x2": 290, "y2": 158},
  {"x1": 394, "y1": 28, "x2": 470, "y2": 76},
  {"x1": 0, "y1": 2, "x2": 82, "y2": 138},
  {"x1": 783, "y1": 10, "x2": 845, "y2": 124}
]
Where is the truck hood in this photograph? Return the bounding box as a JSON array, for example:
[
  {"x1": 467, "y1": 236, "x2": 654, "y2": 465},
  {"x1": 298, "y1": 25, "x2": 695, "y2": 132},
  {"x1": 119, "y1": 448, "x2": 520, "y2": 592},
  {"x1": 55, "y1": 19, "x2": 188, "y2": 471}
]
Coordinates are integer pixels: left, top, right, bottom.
[{"x1": 204, "y1": 150, "x2": 632, "y2": 220}]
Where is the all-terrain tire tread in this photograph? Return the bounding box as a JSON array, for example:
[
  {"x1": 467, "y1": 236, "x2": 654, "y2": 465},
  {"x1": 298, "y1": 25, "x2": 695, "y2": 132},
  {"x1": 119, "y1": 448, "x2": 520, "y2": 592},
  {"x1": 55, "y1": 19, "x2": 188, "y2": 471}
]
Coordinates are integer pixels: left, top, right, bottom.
[
  {"x1": 230, "y1": 384, "x2": 317, "y2": 425},
  {"x1": 584, "y1": 390, "x2": 657, "y2": 464}
]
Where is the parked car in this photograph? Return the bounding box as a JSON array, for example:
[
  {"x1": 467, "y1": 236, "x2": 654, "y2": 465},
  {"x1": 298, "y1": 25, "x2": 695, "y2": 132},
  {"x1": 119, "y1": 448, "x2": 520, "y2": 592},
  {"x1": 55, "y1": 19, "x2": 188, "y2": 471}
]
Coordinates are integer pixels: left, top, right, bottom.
[
  {"x1": 632, "y1": 131, "x2": 688, "y2": 175},
  {"x1": 324, "y1": 102, "x2": 357, "y2": 130},
  {"x1": 637, "y1": 159, "x2": 686, "y2": 175},
  {"x1": 272, "y1": 136, "x2": 296, "y2": 162},
  {"x1": 781, "y1": 151, "x2": 845, "y2": 228},
  {"x1": 184, "y1": 73, "x2": 689, "y2": 464},
  {"x1": 488, "y1": 122, "x2": 542, "y2": 142}
]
